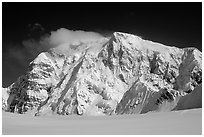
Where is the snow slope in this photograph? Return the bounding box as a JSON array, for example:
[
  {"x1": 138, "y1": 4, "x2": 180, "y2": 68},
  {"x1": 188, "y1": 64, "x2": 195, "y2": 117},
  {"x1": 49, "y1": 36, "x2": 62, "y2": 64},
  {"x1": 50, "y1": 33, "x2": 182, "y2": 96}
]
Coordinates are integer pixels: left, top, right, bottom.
[{"x1": 2, "y1": 108, "x2": 202, "y2": 135}]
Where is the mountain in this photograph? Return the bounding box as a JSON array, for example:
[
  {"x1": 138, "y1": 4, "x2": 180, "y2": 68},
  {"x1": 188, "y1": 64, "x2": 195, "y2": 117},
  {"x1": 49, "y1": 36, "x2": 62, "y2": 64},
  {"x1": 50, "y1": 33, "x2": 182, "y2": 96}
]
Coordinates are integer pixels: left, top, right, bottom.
[{"x1": 2, "y1": 32, "x2": 202, "y2": 116}]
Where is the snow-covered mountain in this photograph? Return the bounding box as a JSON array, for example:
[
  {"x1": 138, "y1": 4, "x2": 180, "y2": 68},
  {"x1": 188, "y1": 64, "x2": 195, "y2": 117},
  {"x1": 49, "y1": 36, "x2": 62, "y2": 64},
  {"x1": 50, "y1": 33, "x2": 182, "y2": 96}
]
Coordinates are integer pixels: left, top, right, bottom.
[{"x1": 2, "y1": 32, "x2": 202, "y2": 116}]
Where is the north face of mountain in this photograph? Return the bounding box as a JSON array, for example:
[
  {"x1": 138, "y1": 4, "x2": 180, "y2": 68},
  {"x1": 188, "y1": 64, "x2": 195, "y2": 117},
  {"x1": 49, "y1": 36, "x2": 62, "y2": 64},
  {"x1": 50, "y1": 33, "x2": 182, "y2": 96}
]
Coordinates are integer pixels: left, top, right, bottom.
[{"x1": 2, "y1": 32, "x2": 202, "y2": 116}]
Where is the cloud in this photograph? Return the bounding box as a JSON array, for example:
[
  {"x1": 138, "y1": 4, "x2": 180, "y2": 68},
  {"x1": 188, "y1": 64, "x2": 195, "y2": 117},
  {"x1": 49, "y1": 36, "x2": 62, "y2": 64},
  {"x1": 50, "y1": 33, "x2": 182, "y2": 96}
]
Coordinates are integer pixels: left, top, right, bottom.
[
  {"x1": 2, "y1": 27, "x2": 104, "y2": 86},
  {"x1": 5, "y1": 28, "x2": 103, "y2": 64},
  {"x1": 49, "y1": 28, "x2": 103, "y2": 46},
  {"x1": 48, "y1": 28, "x2": 104, "y2": 56}
]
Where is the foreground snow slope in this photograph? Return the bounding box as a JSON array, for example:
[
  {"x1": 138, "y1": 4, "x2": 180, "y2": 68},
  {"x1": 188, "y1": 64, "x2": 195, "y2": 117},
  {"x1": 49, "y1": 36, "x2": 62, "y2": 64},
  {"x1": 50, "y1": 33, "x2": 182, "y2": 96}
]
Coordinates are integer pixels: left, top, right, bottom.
[{"x1": 2, "y1": 108, "x2": 202, "y2": 135}]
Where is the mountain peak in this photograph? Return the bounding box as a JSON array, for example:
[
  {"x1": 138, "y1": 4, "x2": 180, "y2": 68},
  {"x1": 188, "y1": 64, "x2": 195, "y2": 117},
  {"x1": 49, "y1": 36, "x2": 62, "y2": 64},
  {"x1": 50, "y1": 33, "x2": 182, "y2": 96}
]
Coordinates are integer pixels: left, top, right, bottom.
[
  {"x1": 113, "y1": 31, "x2": 141, "y2": 38},
  {"x1": 2, "y1": 31, "x2": 202, "y2": 116},
  {"x1": 111, "y1": 31, "x2": 174, "y2": 55}
]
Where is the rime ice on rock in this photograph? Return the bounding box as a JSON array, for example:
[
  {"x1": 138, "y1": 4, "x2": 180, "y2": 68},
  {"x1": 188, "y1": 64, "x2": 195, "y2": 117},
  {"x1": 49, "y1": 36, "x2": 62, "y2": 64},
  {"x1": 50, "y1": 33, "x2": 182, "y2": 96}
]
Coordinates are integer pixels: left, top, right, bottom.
[{"x1": 2, "y1": 32, "x2": 202, "y2": 116}]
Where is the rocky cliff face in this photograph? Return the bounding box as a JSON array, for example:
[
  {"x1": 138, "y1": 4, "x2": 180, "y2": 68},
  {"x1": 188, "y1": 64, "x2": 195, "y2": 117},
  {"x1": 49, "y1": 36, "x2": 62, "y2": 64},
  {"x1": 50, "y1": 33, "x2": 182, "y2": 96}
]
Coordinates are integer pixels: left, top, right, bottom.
[{"x1": 2, "y1": 32, "x2": 202, "y2": 116}]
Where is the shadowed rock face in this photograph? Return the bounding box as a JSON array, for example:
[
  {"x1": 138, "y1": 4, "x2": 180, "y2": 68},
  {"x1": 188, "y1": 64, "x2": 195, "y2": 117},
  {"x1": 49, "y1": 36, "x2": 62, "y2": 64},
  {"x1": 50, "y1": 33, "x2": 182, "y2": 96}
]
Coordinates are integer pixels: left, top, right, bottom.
[{"x1": 2, "y1": 32, "x2": 202, "y2": 116}]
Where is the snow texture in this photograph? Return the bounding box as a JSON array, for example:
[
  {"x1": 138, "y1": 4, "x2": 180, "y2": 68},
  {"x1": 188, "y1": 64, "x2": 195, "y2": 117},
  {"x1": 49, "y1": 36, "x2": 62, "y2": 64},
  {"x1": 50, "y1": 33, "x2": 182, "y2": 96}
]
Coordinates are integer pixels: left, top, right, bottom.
[
  {"x1": 2, "y1": 32, "x2": 202, "y2": 116},
  {"x1": 2, "y1": 108, "x2": 202, "y2": 135}
]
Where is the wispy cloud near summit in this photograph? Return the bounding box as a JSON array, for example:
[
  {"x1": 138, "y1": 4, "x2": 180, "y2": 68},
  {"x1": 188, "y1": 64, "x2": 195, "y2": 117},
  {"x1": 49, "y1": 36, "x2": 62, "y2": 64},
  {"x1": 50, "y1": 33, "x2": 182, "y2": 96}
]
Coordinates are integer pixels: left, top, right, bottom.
[
  {"x1": 49, "y1": 28, "x2": 103, "y2": 46},
  {"x1": 2, "y1": 27, "x2": 104, "y2": 86}
]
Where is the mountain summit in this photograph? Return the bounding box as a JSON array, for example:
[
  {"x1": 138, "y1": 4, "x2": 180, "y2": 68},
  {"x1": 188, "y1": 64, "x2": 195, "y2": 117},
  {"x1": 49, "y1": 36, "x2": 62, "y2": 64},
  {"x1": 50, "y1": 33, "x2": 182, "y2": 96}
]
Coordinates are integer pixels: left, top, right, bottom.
[{"x1": 2, "y1": 32, "x2": 202, "y2": 116}]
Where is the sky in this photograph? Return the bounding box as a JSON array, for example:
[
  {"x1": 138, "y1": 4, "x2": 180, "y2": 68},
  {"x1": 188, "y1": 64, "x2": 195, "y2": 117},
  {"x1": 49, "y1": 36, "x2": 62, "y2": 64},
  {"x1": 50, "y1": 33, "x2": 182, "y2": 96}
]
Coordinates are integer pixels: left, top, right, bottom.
[{"x1": 2, "y1": 2, "x2": 202, "y2": 87}]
